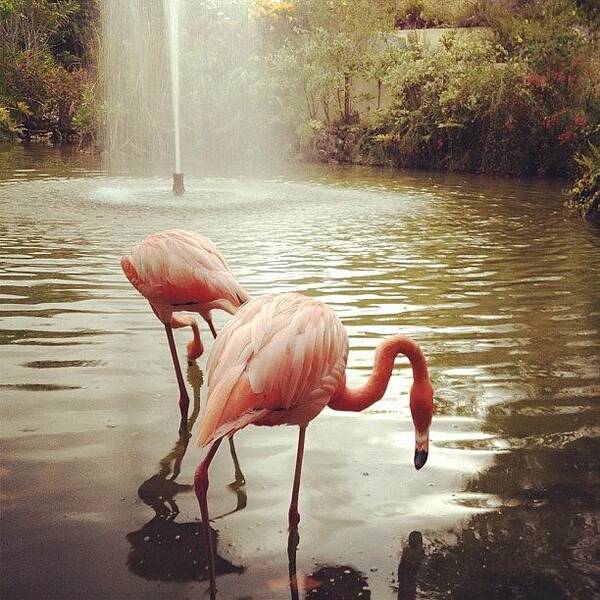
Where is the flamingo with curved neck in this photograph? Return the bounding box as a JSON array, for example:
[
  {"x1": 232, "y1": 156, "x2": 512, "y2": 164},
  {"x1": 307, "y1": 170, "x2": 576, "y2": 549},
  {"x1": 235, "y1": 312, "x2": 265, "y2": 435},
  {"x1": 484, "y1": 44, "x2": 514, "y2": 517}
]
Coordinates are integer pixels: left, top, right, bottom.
[
  {"x1": 329, "y1": 335, "x2": 434, "y2": 469},
  {"x1": 193, "y1": 293, "x2": 434, "y2": 596}
]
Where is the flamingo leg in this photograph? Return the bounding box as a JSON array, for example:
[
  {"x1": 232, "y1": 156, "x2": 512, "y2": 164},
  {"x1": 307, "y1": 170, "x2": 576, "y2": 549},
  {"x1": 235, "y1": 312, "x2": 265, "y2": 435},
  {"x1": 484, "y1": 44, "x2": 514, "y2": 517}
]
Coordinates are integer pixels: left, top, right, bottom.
[
  {"x1": 164, "y1": 323, "x2": 190, "y2": 434},
  {"x1": 288, "y1": 425, "x2": 307, "y2": 531},
  {"x1": 287, "y1": 528, "x2": 300, "y2": 600},
  {"x1": 194, "y1": 438, "x2": 223, "y2": 598},
  {"x1": 207, "y1": 317, "x2": 218, "y2": 339}
]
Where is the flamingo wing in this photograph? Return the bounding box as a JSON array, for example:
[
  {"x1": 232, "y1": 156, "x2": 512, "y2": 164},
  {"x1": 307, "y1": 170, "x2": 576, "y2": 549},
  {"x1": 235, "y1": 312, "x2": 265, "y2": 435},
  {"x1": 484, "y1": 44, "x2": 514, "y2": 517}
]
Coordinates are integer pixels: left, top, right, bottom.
[
  {"x1": 197, "y1": 293, "x2": 349, "y2": 446},
  {"x1": 121, "y1": 229, "x2": 248, "y2": 306}
]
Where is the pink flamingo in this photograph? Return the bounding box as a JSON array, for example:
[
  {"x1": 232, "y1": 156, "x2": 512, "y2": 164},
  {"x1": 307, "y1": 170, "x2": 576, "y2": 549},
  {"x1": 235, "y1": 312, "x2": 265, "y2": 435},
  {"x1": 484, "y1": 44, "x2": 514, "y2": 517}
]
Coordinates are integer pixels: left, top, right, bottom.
[
  {"x1": 121, "y1": 229, "x2": 249, "y2": 431},
  {"x1": 194, "y1": 292, "x2": 434, "y2": 595}
]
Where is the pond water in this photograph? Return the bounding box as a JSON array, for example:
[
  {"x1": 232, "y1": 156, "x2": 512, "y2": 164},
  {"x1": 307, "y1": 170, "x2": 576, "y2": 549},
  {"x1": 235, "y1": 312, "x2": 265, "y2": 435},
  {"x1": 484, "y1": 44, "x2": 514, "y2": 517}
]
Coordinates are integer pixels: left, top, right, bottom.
[{"x1": 1, "y1": 144, "x2": 599, "y2": 600}]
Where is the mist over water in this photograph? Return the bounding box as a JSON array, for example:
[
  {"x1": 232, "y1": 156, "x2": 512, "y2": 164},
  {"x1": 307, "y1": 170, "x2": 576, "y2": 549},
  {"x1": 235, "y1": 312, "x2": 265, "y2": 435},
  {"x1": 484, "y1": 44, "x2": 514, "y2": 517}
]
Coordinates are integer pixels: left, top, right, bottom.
[{"x1": 101, "y1": 0, "x2": 281, "y2": 175}]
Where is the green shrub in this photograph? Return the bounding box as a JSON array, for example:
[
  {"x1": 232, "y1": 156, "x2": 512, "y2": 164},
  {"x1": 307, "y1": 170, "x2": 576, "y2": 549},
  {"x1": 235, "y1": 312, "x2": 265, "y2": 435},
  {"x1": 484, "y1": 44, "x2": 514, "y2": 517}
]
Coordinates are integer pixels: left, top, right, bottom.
[
  {"x1": 0, "y1": 106, "x2": 21, "y2": 142},
  {"x1": 567, "y1": 144, "x2": 600, "y2": 222},
  {"x1": 72, "y1": 79, "x2": 99, "y2": 145},
  {"x1": 264, "y1": 0, "x2": 599, "y2": 178},
  {"x1": 370, "y1": 24, "x2": 595, "y2": 176},
  {"x1": 0, "y1": 0, "x2": 98, "y2": 141},
  {"x1": 394, "y1": 0, "x2": 482, "y2": 28},
  {"x1": 3, "y1": 49, "x2": 86, "y2": 138}
]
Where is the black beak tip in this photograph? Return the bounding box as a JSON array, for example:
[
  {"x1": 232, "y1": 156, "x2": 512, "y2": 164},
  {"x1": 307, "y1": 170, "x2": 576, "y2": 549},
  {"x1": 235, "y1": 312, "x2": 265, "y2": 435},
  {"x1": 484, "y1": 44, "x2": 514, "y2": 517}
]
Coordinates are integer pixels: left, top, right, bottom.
[{"x1": 414, "y1": 449, "x2": 428, "y2": 470}]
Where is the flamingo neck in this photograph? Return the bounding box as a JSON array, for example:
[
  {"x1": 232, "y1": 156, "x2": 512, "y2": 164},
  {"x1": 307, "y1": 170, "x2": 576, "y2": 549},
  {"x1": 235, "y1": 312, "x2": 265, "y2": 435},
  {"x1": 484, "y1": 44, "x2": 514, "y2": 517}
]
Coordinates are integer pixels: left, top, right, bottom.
[{"x1": 329, "y1": 335, "x2": 430, "y2": 412}]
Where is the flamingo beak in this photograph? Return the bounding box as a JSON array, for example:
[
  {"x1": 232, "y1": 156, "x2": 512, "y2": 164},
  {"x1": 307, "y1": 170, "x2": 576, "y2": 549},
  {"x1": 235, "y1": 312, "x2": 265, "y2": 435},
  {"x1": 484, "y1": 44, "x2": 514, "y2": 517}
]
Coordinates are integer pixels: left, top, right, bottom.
[{"x1": 414, "y1": 429, "x2": 429, "y2": 470}]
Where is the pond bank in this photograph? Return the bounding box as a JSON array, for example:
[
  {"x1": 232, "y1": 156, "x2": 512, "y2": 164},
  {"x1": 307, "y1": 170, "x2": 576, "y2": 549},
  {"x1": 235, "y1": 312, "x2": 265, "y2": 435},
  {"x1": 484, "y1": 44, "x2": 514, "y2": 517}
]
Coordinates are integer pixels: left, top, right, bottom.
[{"x1": 311, "y1": 125, "x2": 600, "y2": 225}]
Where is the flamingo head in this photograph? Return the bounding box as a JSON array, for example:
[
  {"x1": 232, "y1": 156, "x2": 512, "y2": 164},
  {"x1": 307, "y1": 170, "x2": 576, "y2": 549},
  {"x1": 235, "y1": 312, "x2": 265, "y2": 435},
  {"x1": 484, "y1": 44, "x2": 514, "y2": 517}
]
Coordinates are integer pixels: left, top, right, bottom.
[
  {"x1": 409, "y1": 379, "x2": 434, "y2": 470},
  {"x1": 186, "y1": 336, "x2": 204, "y2": 362}
]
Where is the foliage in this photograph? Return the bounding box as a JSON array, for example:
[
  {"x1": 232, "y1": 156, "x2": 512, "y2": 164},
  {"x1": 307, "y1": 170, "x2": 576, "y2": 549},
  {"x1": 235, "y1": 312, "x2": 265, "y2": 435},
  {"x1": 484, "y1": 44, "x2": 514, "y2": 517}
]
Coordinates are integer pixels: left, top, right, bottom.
[
  {"x1": 0, "y1": 105, "x2": 21, "y2": 141},
  {"x1": 567, "y1": 144, "x2": 600, "y2": 222},
  {"x1": 0, "y1": 0, "x2": 98, "y2": 141},
  {"x1": 380, "y1": 30, "x2": 596, "y2": 175},
  {"x1": 574, "y1": 0, "x2": 600, "y2": 28},
  {"x1": 49, "y1": 0, "x2": 99, "y2": 68},
  {"x1": 72, "y1": 77, "x2": 99, "y2": 145},
  {"x1": 0, "y1": 0, "x2": 79, "y2": 53},
  {"x1": 262, "y1": 0, "x2": 396, "y2": 129},
  {"x1": 393, "y1": 0, "x2": 482, "y2": 28},
  {"x1": 259, "y1": 0, "x2": 599, "y2": 180},
  {"x1": 3, "y1": 50, "x2": 86, "y2": 135}
]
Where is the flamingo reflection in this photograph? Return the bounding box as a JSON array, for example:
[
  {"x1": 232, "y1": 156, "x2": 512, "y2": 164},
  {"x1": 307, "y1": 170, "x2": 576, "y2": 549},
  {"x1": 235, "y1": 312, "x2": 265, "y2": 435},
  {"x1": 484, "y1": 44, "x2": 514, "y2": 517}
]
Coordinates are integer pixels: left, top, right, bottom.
[
  {"x1": 137, "y1": 363, "x2": 203, "y2": 520},
  {"x1": 287, "y1": 529, "x2": 371, "y2": 599},
  {"x1": 127, "y1": 363, "x2": 246, "y2": 585},
  {"x1": 126, "y1": 520, "x2": 244, "y2": 583}
]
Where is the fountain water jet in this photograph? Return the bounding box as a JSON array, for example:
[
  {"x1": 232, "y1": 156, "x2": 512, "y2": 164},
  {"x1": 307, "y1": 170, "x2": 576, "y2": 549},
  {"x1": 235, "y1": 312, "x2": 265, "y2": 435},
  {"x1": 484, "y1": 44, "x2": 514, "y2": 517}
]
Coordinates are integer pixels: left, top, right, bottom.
[
  {"x1": 101, "y1": 1, "x2": 284, "y2": 181},
  {"x1": 163, "y1": 0, "x2": 184, "y2": 195}
]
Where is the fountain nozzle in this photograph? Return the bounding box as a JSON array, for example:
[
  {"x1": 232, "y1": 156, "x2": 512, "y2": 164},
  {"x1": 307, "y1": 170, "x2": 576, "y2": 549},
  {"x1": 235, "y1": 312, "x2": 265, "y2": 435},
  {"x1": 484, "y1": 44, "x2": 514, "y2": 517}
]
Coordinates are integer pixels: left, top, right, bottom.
[{"x1": 172, "y1": 173, "x2": 185, "y2": 195}]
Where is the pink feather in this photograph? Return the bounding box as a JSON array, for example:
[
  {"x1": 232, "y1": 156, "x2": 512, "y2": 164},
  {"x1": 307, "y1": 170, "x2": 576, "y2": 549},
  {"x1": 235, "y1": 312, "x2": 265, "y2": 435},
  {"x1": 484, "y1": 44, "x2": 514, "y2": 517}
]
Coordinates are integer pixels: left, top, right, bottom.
[{"x1": 197, "y1": 293, "x2": 349, "y2": 446}]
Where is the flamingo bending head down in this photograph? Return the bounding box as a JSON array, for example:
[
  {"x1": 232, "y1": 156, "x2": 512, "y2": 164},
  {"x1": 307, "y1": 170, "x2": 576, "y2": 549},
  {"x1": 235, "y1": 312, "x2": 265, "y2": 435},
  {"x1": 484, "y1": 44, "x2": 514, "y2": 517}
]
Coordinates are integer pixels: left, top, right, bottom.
[
  {"x1": 121, "y1": 229, "x2": 249, "y2": 431},
  {"x1": 194, "y1": 292, "x2": 434, "y2": 595}
]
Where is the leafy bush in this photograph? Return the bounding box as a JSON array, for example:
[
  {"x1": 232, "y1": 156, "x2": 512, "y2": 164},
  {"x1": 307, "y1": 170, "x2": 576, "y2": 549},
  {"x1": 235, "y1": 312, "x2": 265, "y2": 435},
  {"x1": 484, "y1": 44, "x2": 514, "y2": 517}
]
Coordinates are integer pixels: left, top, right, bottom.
[
  {"x1": 0, "y1": 0, "x2": 98, "y2": 141},
  {"x1": 567, "y1": 144, "x2": 600, "y2": 222},
  {"x1": 394, "y1": 0, "x2": 482, "y2": 28},
  {"x1": 263, "y1": 0, "x2": 396, "y2": 128},
  {"x1": 2, "y1": 49, "x2": 86, "y2": 138},
  {"x1": 261, "y1": 0, "x2": 598, "y2": 178},
  {"x1": 0, "y1": 106, "x2": 21, "y2": 142},
  {"x1": 381, "y1": 31, "x2": 595, "y2": 175}
]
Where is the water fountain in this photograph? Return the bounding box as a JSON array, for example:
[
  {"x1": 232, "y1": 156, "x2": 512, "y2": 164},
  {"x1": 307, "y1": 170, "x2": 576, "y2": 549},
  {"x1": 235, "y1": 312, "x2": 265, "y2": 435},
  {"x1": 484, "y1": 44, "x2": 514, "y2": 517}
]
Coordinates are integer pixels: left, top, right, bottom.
[
  {"x1": 101, "y1": 0, "x2": 280, "y2": 191},
  {"x1": 163, "y1": 0, "x2": 184, "y2": 194}
]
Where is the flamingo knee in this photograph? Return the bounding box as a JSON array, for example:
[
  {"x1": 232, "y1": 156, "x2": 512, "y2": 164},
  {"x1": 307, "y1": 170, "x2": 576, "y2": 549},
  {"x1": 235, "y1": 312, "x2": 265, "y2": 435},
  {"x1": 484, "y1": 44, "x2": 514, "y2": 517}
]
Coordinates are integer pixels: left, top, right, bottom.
[
  {"x1": 193, "y1": 463, "x2": 210, "y2": 497},
  {"x1": 288, "y1": 506, "x2": 300, "y2": 530}
]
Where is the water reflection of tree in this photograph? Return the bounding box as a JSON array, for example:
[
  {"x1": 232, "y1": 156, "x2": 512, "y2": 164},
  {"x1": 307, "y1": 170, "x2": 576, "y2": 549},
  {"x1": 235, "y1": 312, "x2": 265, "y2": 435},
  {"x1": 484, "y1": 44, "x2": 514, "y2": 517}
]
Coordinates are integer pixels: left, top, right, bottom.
[
  {"x1": 126, "y1": 363, "x2": 245, "y2": 583},
  {"x1": 402, "y1": 437, "x2": 600, "y2": 599}
]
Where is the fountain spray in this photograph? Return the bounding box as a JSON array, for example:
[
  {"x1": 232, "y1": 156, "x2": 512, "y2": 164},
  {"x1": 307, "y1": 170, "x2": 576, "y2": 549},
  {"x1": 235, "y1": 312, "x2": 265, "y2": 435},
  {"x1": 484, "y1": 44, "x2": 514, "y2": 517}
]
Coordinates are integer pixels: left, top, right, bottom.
[
  {"x1": 102, "y1": 1, "x2": 278, "y2": 176},
  {"x1": 164, "y1": 0, "x2": 184, "y2": 194}
]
